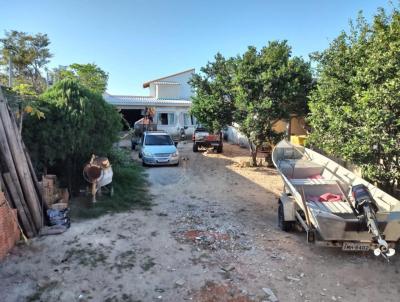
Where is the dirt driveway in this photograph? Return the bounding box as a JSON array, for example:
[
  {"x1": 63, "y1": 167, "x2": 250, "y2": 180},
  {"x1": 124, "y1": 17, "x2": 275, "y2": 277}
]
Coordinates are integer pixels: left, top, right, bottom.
[{"x1": 1, "y1": 142, "x2": 399, "y2": 302}]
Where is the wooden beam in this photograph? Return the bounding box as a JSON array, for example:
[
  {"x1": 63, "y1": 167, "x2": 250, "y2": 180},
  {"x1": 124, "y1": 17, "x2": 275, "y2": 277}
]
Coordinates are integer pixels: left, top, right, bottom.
[{"x1": 0, "y1": 93, "x2": 43, "y2": 230}]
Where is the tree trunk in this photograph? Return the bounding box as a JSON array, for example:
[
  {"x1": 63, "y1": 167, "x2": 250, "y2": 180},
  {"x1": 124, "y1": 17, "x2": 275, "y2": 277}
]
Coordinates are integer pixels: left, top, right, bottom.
[{"x1": 248, "y1": 138, "x2": 258, "y2": 167}]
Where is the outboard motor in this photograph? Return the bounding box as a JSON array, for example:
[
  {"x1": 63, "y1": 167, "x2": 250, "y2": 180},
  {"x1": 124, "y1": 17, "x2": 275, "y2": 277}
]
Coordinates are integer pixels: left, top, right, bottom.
[
  {"x1": 352, "y1": 184, "x2": 379, "y2": 214},
  {"x1": 352, "y1": 184, "x2": 395, "y2": 259}
]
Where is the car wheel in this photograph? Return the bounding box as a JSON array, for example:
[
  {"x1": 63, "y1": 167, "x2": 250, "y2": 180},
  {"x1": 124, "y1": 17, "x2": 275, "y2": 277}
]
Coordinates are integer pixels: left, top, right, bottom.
[
  {"x1": 142, "y1": 161, "x2": 147, "y2": 167},
  {"x1": 217, "y1": 145, "x2": 223, "y2": 153},
  {"x1": 193, "y1": 143, "x2": 199, "y2": 152}
]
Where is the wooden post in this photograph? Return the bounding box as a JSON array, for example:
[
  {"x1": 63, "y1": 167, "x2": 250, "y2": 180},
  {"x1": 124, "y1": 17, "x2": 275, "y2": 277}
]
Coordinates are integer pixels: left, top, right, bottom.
[
  {"x1": 0, "y1": 121, "x2": 36, "y2": 234},
  {"x1": 22, "y1": 141, "x2": 46, "y2": 211},
  {"x1": 0, "y1": 96, "x2": 43, "y2": 230},
  {"x1": 2, "y1": 173, "x2": 35, "y2": 238}
]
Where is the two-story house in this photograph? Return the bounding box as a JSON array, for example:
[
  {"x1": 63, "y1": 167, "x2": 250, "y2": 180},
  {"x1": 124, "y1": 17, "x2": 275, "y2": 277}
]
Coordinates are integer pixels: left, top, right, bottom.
[{"x1": 104, "y1": 68, "x2": 196, "y2": 136}]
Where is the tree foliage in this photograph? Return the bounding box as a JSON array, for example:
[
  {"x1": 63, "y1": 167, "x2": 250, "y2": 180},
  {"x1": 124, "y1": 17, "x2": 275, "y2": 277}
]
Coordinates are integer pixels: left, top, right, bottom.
[
  {"x1": 308, "y1": 8, "x2": 400, "y2": 192},
  {"x1": 190, "y1": 41, "x2": 313, "y2": 165},
  {"x1": 52, "y1": 63, "x2": 109, "y2": 93},
  {"x1": 0, "y1": 30, "x2": 52, "y2": 93},
  {"x1": 190, "y1": 53, "x2": 236, "y2": 132},
  {"x1": 235, "y1": 42, "x2": 313, "y2": 164},
  {"x1": 22, "y1": 79, "x2": 122, "y2": 193}
]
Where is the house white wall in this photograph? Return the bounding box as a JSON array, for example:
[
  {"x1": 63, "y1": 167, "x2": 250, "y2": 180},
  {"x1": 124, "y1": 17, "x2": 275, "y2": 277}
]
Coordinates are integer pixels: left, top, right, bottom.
[
  {"x1": 149, "y1": 71, "x2": 193, "y2": 99},
  {"x1": 154, "y1": 107, "x2": 196, "y2": 136},
  {"x1": 149, "y1": 84, "x2": 156, "y2": 97},
  {"x1": 156, "y1": 84, "x2": 180, "y2": 99}
]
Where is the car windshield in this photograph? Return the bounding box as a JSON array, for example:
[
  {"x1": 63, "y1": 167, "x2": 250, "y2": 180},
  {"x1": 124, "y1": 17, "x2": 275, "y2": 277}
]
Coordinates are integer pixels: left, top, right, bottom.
[{"x1": 145, "y1": 134, "x2": 174, "y2": 146}]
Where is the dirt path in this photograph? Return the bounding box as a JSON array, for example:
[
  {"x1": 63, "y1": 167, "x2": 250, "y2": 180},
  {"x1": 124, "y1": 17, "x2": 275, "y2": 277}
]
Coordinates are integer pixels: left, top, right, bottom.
[{"x1": 0, "y1": 142, "x2": 399, "y2": 302}]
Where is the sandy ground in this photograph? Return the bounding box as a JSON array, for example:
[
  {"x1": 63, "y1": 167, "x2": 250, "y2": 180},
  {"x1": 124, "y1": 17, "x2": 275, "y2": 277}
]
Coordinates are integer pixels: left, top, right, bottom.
[{"x1": 0, "y1": 142, "x2": 400, "y2": 302}]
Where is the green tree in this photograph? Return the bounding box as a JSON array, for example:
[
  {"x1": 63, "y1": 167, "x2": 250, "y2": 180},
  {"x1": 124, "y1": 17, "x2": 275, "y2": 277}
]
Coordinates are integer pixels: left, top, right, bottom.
[
  {"x1": 23, "y1": 79, "x2": 122, "y2": 193},
  {"x1": 234, "y1": 41, "x2": 313, "y2": 165},
  {"x1": 190, "y1": 53, "x2": 236, "y2": 132},
  {"x1": 308, "y1": 8, "x2": 400, "y2": 193},
  {"x1": 190, "y1": 42, "x2": 313, "y2": 166},
  {"x1": 0, "y1": 30, "x2": 52, "y2": 92},
  {"x1": 52, "y1": 63, "x2": 109, "y2": 93}
]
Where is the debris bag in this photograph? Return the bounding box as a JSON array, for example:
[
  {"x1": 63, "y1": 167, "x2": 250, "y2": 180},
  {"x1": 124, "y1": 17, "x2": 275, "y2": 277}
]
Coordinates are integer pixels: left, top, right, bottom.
[
  {"x1": 47, "y1": 208, "x2": 69, "y2": 220},
  {"x1": 46, "y1": 207, "x2": 70, "y2": 228}
]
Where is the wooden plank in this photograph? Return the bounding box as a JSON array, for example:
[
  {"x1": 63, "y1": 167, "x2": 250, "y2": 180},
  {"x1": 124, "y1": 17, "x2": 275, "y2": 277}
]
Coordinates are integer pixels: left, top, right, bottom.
[
  {"x1": 0, "y1": 116, "x2": 36, "y2": 236},
  {"x1": 0, "y1": 93, "x2": 42, "y2": 231},
  {"x1": 2, "y1": 172, "x2": 35, "y2": 237},
  {"x1": 22, "y1": 141, "x2": 46, "y2": 211}
]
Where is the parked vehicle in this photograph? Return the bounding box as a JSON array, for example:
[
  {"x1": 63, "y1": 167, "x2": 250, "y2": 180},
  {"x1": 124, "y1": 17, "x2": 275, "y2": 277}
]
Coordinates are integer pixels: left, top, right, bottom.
[
  {"x1": 138, "y1": 131, "x2": 180, "y2": 166},
  {"x1": 131, "y1": 117, "x2": 157, "y2": 150},
  {"x1": 273, "y1": 140, "x2": 400, "y2": 259},
  {"x1": 192, "y1": 127, "x2": 223, "y2": 153}
]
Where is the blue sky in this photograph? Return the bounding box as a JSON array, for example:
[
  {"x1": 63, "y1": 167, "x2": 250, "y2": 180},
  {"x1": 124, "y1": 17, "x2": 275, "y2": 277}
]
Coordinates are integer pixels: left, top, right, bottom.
[{"x1": 0, "y1": 0, "x2": 393, "y2": 95}]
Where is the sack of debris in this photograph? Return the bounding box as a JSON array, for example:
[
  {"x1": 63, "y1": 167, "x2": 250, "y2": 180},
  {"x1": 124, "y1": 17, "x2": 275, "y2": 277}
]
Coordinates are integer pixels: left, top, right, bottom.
[{"x1": 47, "y1": 203, "x2": 70, "y2": 228}]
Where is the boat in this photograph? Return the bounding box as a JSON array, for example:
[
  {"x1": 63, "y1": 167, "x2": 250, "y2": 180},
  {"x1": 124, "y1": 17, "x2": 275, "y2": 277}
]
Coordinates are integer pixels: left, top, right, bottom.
[{"x1": 272, "y1": 140, "x2": 400, "y2": 259}]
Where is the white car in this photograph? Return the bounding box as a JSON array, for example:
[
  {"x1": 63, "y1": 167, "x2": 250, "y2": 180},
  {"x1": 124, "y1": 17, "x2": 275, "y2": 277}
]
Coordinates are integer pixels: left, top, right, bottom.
[{"x1": 138, "y1": 131, "x2": 180, "y2": 166}]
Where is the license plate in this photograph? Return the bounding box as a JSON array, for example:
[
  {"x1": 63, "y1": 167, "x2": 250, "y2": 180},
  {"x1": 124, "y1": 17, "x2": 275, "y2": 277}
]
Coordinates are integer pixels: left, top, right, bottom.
[
  {"x1": 342, "y1": 242, "x2": 370, "y2": 251},
  {"x1": 157, "y1": 159, "x2": 169, "y2": 163}
]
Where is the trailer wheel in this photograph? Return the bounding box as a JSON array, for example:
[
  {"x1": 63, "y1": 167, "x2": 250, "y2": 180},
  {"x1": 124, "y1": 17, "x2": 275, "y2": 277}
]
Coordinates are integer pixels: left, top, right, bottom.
[
  {"x1": 278, "y1": 201, "x2": 292, "y2": 232},
  {"x1": 193, "y1": 143, "x2": 199, "y2": 152}
]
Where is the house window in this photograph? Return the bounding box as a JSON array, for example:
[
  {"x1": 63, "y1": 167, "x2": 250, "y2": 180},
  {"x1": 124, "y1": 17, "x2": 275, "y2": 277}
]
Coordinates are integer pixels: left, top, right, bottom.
[
  {"x1": 183, "y1": 113, "x2": 195, "y2": 126},
  {"x1": 157, "y1": 113, "x2": 175, "y2": 125}
]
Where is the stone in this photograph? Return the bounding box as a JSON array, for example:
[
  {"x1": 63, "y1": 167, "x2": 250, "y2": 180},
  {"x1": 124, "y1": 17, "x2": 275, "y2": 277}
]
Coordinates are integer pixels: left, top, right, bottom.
[
  {"x1": 286, "y1": 276, "x2": 300, "y2": 282},
  {"x1": 262, "y1": 288, "x2": 279, "y2": 302},
  {"x1": 175, "y1": 279, "x2": 185, "y2": 287}
]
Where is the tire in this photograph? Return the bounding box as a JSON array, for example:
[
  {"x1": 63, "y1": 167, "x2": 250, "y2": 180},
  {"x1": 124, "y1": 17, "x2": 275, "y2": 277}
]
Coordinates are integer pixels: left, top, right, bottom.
[
  {"x1": 278, "y1": 201, "x2": 292, "y2": 232},
  {"x1": 142, "y1": 161, "x2": 147, "y2": 167},
  {"x1": 173, "y1": 161, "x2": 180, "y2": 167},
  {"x1": 217, "y1": 144, "x2": 223, "y2": 153},
  {"x1": 193, "y1": 143, "x2": 199, "y2": 152}
]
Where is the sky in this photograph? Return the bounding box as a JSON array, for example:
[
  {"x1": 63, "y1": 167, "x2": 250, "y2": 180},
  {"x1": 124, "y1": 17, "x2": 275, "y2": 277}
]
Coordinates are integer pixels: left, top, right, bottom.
[{"x1": 0, "y1": 0, "x2": 394, "y2": 95}]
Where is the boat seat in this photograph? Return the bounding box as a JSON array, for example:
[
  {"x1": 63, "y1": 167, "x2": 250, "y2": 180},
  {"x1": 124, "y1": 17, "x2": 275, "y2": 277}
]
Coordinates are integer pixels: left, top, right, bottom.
[
  {"x1": 278, "y1": 159, "x2": 324, "y2": 179},
  {"x1": 307, "y1": 200, "x2": 354, "y2": 214},
  {"x1": 290, "y1": 178, "x2": 341, "y2": 186}
]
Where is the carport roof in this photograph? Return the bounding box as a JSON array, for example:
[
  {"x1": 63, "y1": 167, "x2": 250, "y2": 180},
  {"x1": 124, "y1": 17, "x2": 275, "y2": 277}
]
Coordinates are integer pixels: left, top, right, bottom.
[{"x1": 103, "y1": 93, "x2": 191, "y2": 107}]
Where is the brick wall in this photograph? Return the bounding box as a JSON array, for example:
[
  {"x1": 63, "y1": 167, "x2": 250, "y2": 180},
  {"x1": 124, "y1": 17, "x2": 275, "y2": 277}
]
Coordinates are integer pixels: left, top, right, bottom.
[{"x1": 0, "y1": 192, "x2": 20, "y2": 260}]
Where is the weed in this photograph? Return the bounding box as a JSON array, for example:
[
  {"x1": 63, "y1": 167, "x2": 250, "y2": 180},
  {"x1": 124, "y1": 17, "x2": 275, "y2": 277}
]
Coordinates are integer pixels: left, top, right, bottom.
[
  {"x1": 114, "y1": 250, "x2": 137, "y2": 273},
  {"x1": 26, "y1": 280, "x2": 58, "y2": 302},
  {"x1": 63, "y1": 247, "x2": 108, "y2": 268},
  {"x1": 140, "y1": 256, "x2": 156, "y2": 271},
  {"x1": 70, "y1": 150, "x2": 152, "y2": 220}
]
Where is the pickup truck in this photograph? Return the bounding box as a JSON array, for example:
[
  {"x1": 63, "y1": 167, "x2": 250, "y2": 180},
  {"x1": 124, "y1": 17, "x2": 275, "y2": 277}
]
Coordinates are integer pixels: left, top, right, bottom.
[{"x1": 192, "y1": 127, "x2": 223, "y2": 153}]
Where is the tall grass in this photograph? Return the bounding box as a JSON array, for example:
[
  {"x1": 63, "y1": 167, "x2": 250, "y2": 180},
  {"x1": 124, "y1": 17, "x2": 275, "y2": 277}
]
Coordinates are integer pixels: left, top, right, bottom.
[{"x1": 70, "y1": 148, "x2": 151, "y2": 220}]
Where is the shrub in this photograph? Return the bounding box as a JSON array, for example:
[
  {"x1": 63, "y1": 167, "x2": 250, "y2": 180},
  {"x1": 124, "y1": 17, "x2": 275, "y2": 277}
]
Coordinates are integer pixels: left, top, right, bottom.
[{"x1": 23, "y1": 79, "x2": 122, "y2": 193}]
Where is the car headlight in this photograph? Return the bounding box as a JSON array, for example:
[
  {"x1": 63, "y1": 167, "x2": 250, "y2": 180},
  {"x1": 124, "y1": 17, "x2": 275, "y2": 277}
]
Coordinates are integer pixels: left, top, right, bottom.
[
  {"x1": 171, "y1": 151, "x2": 179, "y2": 157},
  {"x1": 143, "y1": 151, "x2": 153, "y2": 157}
]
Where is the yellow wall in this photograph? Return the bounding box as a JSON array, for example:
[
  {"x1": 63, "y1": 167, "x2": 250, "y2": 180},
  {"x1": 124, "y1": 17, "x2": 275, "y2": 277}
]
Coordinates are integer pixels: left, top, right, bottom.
[{"x1": 271, "y1": 116, "x2": 308, "y2": 135}]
